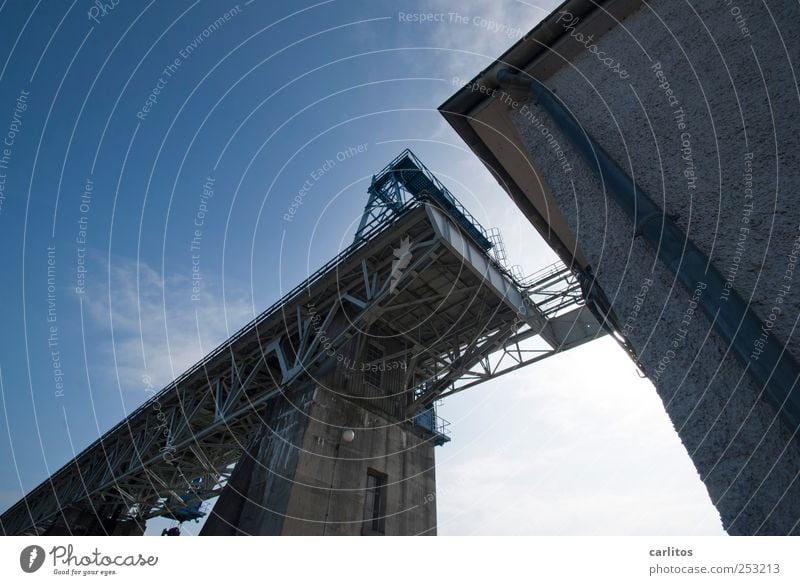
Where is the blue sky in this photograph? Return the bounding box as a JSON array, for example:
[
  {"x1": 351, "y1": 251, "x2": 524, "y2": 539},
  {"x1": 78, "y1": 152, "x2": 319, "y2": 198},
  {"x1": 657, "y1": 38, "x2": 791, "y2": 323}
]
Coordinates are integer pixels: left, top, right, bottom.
[{"x1": 0, "y1": 0, "x2": 724, "y2": 535}]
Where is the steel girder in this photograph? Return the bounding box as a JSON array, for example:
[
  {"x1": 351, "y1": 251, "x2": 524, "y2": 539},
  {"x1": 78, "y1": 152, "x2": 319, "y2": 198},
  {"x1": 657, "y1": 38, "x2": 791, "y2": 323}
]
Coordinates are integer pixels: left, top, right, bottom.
[
  {"x1": 1, "y1": 203, "x2": 442, "y2": 535},
  {"x1": 1, "y1": 201, "x2": 603, "y2": 535}
]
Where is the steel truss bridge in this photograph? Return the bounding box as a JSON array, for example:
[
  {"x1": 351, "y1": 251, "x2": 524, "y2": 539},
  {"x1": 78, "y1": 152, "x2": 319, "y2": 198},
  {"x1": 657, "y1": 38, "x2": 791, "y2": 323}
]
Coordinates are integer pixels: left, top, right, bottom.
[{"x1": 0, "y1": 150, "x2": 603, "y2": 536}]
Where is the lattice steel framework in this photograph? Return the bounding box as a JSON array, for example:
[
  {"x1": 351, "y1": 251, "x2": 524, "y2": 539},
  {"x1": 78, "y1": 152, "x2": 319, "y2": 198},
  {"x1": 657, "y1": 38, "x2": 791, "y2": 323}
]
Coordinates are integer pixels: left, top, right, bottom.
[{"x1": 0, "y1": 151, "x2": 603, "y2": 536}]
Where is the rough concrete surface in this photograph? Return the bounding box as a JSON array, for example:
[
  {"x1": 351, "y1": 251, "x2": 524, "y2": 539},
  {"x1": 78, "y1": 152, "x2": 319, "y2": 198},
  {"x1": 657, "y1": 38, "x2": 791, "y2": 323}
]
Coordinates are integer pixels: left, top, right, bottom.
[
  {"x1": 203, "y1": 385, "x2": 437, "y2": 535},
  {"x1": 512, "y1": 0, "x2": 800, "y2": 534}
]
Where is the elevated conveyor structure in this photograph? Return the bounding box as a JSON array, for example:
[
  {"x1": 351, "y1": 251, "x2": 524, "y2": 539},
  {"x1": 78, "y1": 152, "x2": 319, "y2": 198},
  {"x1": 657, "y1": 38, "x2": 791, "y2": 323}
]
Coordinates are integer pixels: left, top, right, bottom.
[{"x1": 1, "y1": 151, "x2": 603, "y2": 536}]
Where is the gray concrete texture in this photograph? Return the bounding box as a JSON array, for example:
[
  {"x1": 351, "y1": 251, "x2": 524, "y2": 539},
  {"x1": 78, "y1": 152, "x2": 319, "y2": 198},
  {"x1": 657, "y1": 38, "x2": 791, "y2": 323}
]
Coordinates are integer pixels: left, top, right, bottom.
[
  {"x1": 203, "y1": 384, "x2": 437, "y2": 535},
  {"x1": 201, "y1": 385, "x2": 317, "y2": 535},
  {"x1": 511, "y1": 0, "x2": 800, "y2": 534},
  {"x1": 284, "y1": 386, "x2": 437, "y2": 535}
]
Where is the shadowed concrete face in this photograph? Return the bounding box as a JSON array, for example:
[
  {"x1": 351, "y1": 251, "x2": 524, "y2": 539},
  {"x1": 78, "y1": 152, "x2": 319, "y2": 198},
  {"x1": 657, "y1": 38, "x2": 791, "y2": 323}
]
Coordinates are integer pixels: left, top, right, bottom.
[
  {"x1": 509, "y1": 0, "x2": 800, "y2": 535},
  {"x1": 201, "y1": 385, "x2": 437, "y2": 536}
]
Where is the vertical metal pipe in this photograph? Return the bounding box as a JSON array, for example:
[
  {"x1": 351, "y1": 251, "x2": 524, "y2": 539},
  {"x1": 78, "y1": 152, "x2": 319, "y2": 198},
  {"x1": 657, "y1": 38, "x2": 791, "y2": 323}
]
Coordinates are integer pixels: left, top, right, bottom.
[{"x1": 496, "y1": 69, "x2": 800, "y2": 436}]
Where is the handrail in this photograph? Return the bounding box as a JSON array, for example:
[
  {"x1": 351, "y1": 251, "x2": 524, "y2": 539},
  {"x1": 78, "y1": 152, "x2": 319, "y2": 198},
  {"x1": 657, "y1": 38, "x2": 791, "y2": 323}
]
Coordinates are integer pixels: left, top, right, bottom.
[{"x1": 400, "y1": 149, "x2": 493, "y2": 246}]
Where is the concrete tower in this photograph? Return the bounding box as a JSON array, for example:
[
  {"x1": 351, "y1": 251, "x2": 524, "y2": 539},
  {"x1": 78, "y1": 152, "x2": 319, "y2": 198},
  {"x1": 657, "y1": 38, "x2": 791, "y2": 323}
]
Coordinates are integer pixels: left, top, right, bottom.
[
  {"x1": 441, "y1": 0, "x2": 800, "y2": 534},
  {"x1": 200, "y1": 357, "x2": 441, "y2": 535}
]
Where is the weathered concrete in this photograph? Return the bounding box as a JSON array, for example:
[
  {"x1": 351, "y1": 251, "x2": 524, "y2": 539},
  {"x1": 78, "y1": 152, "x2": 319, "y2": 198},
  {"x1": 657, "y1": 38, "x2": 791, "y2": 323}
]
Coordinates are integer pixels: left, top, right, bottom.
[
  {"x1": 511, "y1": 0, "x2": 800, "y2": 534},
  {"x1": 201, "y1": 386, "x2": 316, "y2": 535},
  {"x1": 203, "y1": 369, "x2": 438, "y2": 535},
  {"x1": 283, "y1": 386, "x2": 437, "y2": 535}
]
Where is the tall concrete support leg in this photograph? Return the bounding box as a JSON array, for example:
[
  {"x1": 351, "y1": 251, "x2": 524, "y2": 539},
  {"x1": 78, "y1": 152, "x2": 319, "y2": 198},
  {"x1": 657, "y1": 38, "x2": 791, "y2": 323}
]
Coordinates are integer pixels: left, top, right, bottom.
[
  {"x1": 201, "y1": 386, "x2": 315, "y2": 535},
  {"x1": 503, "y1": 3, "x2": 800, "y2": 531},
  {"x1": 202, "y1": 385, "x2": 438, "y2": 535}
]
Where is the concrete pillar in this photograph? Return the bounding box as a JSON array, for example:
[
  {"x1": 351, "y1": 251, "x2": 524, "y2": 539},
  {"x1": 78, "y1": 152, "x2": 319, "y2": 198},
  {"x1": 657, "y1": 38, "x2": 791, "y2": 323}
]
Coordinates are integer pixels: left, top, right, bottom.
[
  {"x1": 507, "y1": 0, "x2": 800, "y2": 534},
  {"x1": 202, "y1": 385, "x2": 438, "y2": 535}
]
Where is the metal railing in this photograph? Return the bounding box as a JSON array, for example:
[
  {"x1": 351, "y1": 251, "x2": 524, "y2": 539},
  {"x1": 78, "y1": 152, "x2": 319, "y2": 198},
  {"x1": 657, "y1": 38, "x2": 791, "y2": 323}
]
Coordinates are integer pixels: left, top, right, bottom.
[
  {"x1": 371, "y1": 149, "x2": 494, "y2": 249},
  {"x1": 518, "y1": 261, "x2": 585, "y2": 318}
]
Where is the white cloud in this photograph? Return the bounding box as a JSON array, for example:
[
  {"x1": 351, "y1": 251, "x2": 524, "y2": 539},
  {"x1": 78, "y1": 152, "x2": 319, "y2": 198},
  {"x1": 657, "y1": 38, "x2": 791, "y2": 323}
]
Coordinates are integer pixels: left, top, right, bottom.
[
  {"x1": 398, "y1": 0, "x2": 562, "y2": 81},
  {"x1": 84, "y1": 255, "x2": 254, "y2": 399}
]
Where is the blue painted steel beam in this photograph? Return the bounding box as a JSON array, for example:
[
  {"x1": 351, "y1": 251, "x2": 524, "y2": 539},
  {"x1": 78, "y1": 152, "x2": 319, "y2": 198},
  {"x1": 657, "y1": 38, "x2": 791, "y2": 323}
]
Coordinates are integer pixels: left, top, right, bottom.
[{"x1": 495, "y1": 69, "x2": 800, "y2": 437}]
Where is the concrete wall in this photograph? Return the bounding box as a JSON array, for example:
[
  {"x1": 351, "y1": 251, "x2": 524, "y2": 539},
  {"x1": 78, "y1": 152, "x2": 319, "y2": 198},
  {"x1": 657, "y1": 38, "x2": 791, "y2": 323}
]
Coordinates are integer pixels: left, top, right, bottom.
[
  {"x1": 202, "y1": 383, "x2": 437, "y2": 535},
  {"x1": 201, "y1": 385, "x2": 316, "y2": 535},
  {"x1": 511, "y1": 0, "x2": 800, "y2": 534},
  {"x1": 283, "y1": 386, "x2": 437, "y2": 535}
]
